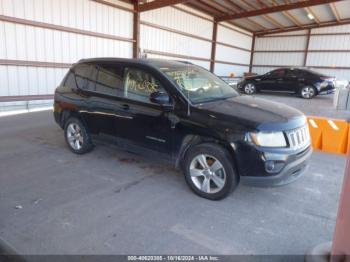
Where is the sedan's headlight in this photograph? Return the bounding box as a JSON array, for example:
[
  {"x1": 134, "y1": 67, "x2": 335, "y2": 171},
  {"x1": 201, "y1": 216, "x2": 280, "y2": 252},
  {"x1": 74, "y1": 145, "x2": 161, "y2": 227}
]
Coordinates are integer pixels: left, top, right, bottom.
[{"x1": 249, "y1": 131, "x2": 287, "y2": 147}]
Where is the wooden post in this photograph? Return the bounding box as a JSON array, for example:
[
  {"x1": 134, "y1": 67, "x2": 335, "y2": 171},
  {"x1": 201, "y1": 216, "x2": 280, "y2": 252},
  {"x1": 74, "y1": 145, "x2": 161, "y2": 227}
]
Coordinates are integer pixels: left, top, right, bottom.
[
  {"x1": 303, "y1": 29, "x2": 311, "y2": 67},
  {"x1": 210, "y1": 21, "x2": 218, "y2": 73},
  {"x1": 249, "y1": 34, "x2": 255, "y2": 73},
  {"x1": 133, "y1": 0, "x2": 140, "y2": 59},
  {"x1": 331, "y1": 151, "x2": 350, "y2": 260}
]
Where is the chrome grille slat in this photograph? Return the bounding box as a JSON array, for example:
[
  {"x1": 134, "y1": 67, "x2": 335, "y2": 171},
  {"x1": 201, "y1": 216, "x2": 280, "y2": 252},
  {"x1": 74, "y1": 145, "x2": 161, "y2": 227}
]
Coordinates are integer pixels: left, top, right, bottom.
[{"x1": 285, "y1": 125, "x2": 310, "y2": 150}]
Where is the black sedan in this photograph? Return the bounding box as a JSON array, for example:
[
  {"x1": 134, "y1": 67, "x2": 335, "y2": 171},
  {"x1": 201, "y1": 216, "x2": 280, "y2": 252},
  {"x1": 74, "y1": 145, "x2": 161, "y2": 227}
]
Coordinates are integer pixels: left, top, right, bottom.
[{"x1": 237, "y1": 68, "x2": 336, "y2": 99}]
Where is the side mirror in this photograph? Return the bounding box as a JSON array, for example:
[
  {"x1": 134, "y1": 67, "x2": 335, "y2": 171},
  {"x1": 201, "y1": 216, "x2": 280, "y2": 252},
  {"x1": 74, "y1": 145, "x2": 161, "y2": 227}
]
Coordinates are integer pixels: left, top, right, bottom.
[{"x1": 150, "y1": 91, "x2": 171, "y2": 106}]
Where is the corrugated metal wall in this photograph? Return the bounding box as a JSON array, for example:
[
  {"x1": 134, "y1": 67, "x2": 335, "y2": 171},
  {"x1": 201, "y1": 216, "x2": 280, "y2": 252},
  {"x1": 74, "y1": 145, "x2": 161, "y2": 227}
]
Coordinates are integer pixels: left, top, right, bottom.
[
  {"x1": 215, "y1": 23, "x2": 252, "y2": 76},
  {"x1": 140, "y1": 5, "x2": 252, "y2": 76},
  {"x1": 0, "y1": 0, "x2": 134, "y2": 109},
  {"x1": 252, "y1": 25, "x2": 350, "y2": 80},
  {"x1": 0, "y1": 0, "x2": 253, "y2": 110}
]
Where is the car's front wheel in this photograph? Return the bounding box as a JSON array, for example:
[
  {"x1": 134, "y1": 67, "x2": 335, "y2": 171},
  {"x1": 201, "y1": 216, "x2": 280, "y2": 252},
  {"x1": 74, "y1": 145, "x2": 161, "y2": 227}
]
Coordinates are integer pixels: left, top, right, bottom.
[
  {"x1": 183, "y1": 143, "x2": 239, "y2": 200},
  {"x1": 243, "y1": 83, "x2": 256, "y2": 95},
  {"x1": 64, "y1": 117, "x2": 93, "y2": 154},
  {"x1": 300, "y1": 86, "x2": 316, "y2": 99}
]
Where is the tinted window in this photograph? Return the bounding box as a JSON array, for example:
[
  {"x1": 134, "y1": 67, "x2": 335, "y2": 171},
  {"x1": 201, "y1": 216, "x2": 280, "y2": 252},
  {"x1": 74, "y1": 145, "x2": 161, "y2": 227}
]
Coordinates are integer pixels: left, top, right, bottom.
[
  {"x1": 95, "y1": 64, "x2": 124, "y2": 96},
  {"x1": 74, "y1": 64, "x2": 90, "y2": 89},
  {"x1": 124, "y1": 68, "x2": 165, "y2": 103},
  {"x1": 64, "y1": 71, "x2": 77, "y2": 89},
  {"x1": 270, "y1": 69, "x2": 285, "y2": 78}
]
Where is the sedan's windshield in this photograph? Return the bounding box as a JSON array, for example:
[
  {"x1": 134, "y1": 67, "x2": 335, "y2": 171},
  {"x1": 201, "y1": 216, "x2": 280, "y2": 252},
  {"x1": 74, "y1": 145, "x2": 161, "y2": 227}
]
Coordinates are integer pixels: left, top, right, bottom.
[{"x1": 159, "y1": 64, "x2": 238, "y2": 104}]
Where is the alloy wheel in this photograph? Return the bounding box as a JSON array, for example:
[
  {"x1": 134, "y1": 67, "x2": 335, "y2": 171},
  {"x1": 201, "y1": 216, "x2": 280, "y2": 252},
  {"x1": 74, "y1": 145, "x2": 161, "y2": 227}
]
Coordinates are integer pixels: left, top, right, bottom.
[
  {"x1": 189, "y1": 154, "x2": 226, "y2": 194},
  {"x1": 66, "y1": 123, "x2": 84, "y2": 150},
  {"x1": 244, "y1": 83, "x2": 256, "y2": 94},
  {"x1": 301, "y1": 86, "x2": 315, "y2": 98}
]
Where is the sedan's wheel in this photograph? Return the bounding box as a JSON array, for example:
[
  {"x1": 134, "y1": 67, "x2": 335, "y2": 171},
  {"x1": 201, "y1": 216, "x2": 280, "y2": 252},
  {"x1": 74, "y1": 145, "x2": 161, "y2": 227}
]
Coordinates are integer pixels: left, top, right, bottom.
[
  {"x1": 64, "y1": 117, "x2": 93, "y2": 154},
  {"x1": 300, "y1": 86, "x2": 316, "y2": 99},
  {"x1": 244, "y1": 83, "x2": 256, "y2": 95},
  {"x1": 184, "y1": 143, "x2": 239, "y2": 200}
]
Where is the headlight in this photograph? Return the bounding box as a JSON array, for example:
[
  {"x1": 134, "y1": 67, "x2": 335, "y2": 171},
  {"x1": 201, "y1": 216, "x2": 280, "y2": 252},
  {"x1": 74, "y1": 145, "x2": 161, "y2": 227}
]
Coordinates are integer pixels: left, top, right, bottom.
[{"x1": 249, "y1": 131, "x2": 287, "y2": 147}]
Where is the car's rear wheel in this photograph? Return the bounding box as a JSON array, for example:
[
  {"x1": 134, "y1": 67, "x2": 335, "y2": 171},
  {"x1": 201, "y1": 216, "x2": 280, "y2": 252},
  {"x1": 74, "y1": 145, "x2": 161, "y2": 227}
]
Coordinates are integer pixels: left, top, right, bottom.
[
  {"x1": 244, "y1": 83, "x2": 256, "y2": 95},
  {"x1": 300, "y1": 86, "x2": 316, "y2": 99},
  {"x1": 183, "y1": 143, "x2": 239, "y2": 200},
  {"x1": 64, "y1": 117, "x2": 93, "y2": 154}
]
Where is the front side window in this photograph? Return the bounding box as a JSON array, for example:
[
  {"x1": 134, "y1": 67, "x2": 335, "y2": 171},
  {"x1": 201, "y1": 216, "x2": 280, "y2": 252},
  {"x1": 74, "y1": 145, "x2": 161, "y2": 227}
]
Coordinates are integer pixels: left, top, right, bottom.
[
  {"x1": 159, "y1": 65, "x2": 238, "y2": 104},
  {"x1": 124, "y1": 68, "x2": 165, "y2": 103},
  {"x1": 269, "y1": 69, "x2": 285, "y2": 78}
]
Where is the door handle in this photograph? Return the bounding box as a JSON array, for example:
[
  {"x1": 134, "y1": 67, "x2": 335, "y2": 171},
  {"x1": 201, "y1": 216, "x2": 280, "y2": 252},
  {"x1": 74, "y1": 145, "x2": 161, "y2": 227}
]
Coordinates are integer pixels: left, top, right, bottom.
[{"x1": 122, "y1": 104, "x2": 129, "y2": 110}]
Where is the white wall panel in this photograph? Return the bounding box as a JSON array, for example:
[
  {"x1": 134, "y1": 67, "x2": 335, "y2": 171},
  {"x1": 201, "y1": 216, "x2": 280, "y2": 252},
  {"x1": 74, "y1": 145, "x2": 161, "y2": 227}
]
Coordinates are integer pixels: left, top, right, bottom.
[
  {"x1": 307, "y1": 68, "x2": 350, "y2": 81},
  {"x1": 307, "y1": 52, "x2": 350, "y2": 67},
  {"x1": 0, "y1": 0, "x2": 133, "y2": 99},
  {"x1": 214, "y1": 63, "x2": 248, "y2": 77},
  {"x1": 312, "y1": 24, "x2": 350, "y2": 34},
  {"x1": 255, "y1": 36, "x2": 307, "y2": 51},
  {"x1": 253, "y1": 52, "x2": 304, "y2": 66},
  {"x1": 265, "y1": 30, "x2": 308, "y2": 36},
  {"x1": 141, "y1": 6, "x2": 213, "y2": 39},
  {"x1": 253, "y1": 24, "x2": 350, "y2": 81},
  {"x1": 309, "y1": 35, "x2": 350, "y2": 50},
  {"x1": 140, "y1": 25, "x2": 211, "y2": 59},
  {"x1": 216, "y1": 45, "x2": 250, "y2": 65},
  {"x1": 0, "y1": 65, "x2": 67, "y2": 96},
  {"x1": 0, "y1": 0, "x2": 133, "y2": 38},
  {"x1": 217, "y1": 25, "x2": 252, "y2": 49},
  {"x1": 0, "y1": 21, "x2": 133, "y2": 63},
  {"x1": 145, "y1": 53, "x2": 210, "y2": 70}
]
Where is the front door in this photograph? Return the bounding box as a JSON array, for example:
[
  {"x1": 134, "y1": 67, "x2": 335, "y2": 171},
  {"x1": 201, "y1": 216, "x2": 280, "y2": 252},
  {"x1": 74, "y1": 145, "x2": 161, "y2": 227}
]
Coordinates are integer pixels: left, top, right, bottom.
[
  {"x1": 259, "y1": 68, "x2": 286, "y2": 92},
  {"x1": 117, "y1": 67, "x2": 174, "y2": 154}
]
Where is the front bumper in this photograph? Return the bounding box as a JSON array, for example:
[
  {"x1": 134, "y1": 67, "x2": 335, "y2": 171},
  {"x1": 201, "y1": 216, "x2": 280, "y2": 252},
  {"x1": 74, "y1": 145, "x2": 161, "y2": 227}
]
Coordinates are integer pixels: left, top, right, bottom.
[{"x1": 234, "y1": 140, "x2": 312, "y2": 186}]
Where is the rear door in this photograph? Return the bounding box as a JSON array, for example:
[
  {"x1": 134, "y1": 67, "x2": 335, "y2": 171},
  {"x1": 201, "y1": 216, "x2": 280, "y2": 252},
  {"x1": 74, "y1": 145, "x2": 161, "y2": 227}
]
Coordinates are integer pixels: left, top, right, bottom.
[
  {"x1": 282, "y1": 69, "x2": 300, "y2": 93},
  {"x1": 79, "y1": 63, "x2": 127, "y2": 136}
]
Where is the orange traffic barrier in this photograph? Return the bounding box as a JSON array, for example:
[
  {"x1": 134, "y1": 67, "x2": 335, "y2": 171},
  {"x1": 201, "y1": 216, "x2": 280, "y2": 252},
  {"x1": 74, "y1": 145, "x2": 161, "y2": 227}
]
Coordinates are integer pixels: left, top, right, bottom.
[
  {"x1": 322, "y1": 119, "x2": 349, "y2": 154},
  {"x1": 307, "y1": 117, "x2": 327, "y2": 150}
]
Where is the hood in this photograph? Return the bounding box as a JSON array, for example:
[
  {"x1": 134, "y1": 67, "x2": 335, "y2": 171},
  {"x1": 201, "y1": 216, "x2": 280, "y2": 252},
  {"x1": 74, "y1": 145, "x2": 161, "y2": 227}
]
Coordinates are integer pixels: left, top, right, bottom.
[{"x1": 194, "y1": 95, "x2": 306, "y2": 131}]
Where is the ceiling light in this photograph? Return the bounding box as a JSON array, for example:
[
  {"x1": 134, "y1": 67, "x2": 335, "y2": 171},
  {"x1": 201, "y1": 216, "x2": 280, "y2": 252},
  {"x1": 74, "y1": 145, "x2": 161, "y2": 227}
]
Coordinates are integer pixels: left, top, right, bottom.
[{"x1": 307, "y1": 13, "x2": 314, "y2": 20}]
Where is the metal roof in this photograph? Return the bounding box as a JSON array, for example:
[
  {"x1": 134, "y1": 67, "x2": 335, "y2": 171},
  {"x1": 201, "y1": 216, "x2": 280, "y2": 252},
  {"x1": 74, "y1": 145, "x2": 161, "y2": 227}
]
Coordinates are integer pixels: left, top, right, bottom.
[{"x1": 135, "y1": 0, "x2": 350, "y2": 35}]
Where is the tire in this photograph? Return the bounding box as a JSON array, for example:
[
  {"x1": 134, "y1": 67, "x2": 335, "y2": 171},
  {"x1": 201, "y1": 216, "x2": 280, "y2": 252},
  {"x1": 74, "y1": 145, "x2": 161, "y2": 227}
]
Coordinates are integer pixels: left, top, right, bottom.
[
  {"x1": 183, "y1": 143, "x2": 239, "y2": 200},
  {"x1": 300, "y1": 86, "x2": 316, "y2": 99},
  {"x1": 64, "y1": 117, "x2": 93, "y2": 154},
  {"x1": 243, "y1": 83, "x2": 256, "y2": 95}
]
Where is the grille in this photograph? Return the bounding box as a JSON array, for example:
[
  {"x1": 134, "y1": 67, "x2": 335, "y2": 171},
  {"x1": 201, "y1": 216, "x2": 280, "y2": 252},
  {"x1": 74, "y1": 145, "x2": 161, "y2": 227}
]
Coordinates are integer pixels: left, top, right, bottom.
[{"x1": 285, "y1": 125, "x2": 310, "y2": 149}]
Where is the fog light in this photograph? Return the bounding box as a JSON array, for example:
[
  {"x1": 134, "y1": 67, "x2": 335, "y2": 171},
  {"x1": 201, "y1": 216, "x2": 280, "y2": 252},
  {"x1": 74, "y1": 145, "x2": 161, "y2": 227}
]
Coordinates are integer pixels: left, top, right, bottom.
[{"x1": 265, "y1": 161, "x2": 275, "y2": 172}]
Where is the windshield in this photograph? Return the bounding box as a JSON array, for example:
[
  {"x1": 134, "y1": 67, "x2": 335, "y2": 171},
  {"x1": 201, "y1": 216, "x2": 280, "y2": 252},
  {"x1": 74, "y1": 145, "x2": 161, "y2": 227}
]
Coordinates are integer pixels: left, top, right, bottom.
[{"x1": 159, "y1": 64, "x2": 239, "y2": 104}]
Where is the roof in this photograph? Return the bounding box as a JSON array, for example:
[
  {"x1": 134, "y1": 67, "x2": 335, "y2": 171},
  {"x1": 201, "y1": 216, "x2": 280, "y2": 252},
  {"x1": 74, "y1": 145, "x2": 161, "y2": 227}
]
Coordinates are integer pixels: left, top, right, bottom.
[
  {"x1": 78, "y1": 57, "x2": 194, "y2": 67},
  {"x1": 135, "y1": 0, "x2": 350, "y2": 36}
]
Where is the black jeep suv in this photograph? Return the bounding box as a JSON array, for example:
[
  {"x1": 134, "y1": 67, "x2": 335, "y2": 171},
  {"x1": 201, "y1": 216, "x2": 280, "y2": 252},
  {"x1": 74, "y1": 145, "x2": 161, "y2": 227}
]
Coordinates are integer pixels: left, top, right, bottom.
[{"x1": 54, "y1": 58, "x2": 312, "y2": 200}]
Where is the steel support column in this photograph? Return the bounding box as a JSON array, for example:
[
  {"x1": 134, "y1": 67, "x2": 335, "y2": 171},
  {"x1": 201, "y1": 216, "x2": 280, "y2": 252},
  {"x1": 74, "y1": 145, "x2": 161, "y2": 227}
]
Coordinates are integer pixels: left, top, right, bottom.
[{"x1": 210, "y1": 21, "x2": 218, "y2": 73}]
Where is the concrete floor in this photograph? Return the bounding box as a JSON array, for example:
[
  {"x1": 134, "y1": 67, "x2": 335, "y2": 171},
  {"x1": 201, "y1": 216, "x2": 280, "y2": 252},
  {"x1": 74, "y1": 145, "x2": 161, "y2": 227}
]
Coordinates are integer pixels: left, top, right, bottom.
[
  {"x1": 253, "y1": 93, "x2": 350, "y2": 120},
  {"x1": 0, "y1": 110, "x2": 346, "y2": 256}
]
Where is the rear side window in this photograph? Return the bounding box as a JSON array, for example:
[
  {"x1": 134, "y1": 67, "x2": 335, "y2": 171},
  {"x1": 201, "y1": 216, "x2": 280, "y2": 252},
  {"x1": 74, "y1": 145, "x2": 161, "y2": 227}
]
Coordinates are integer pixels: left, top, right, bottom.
[
  {"x1": 95, "y1": 64, "x2": 124, "y2": 96},
  {"x1": 64, "y1": 71, "x2": 77, "y2": 89},
  {"x1": 64, "y1": 63, "x2": 92, "y2": 90},
  {"x1": 75, "y1": 64, "x2": 90, "y2": 89}
]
